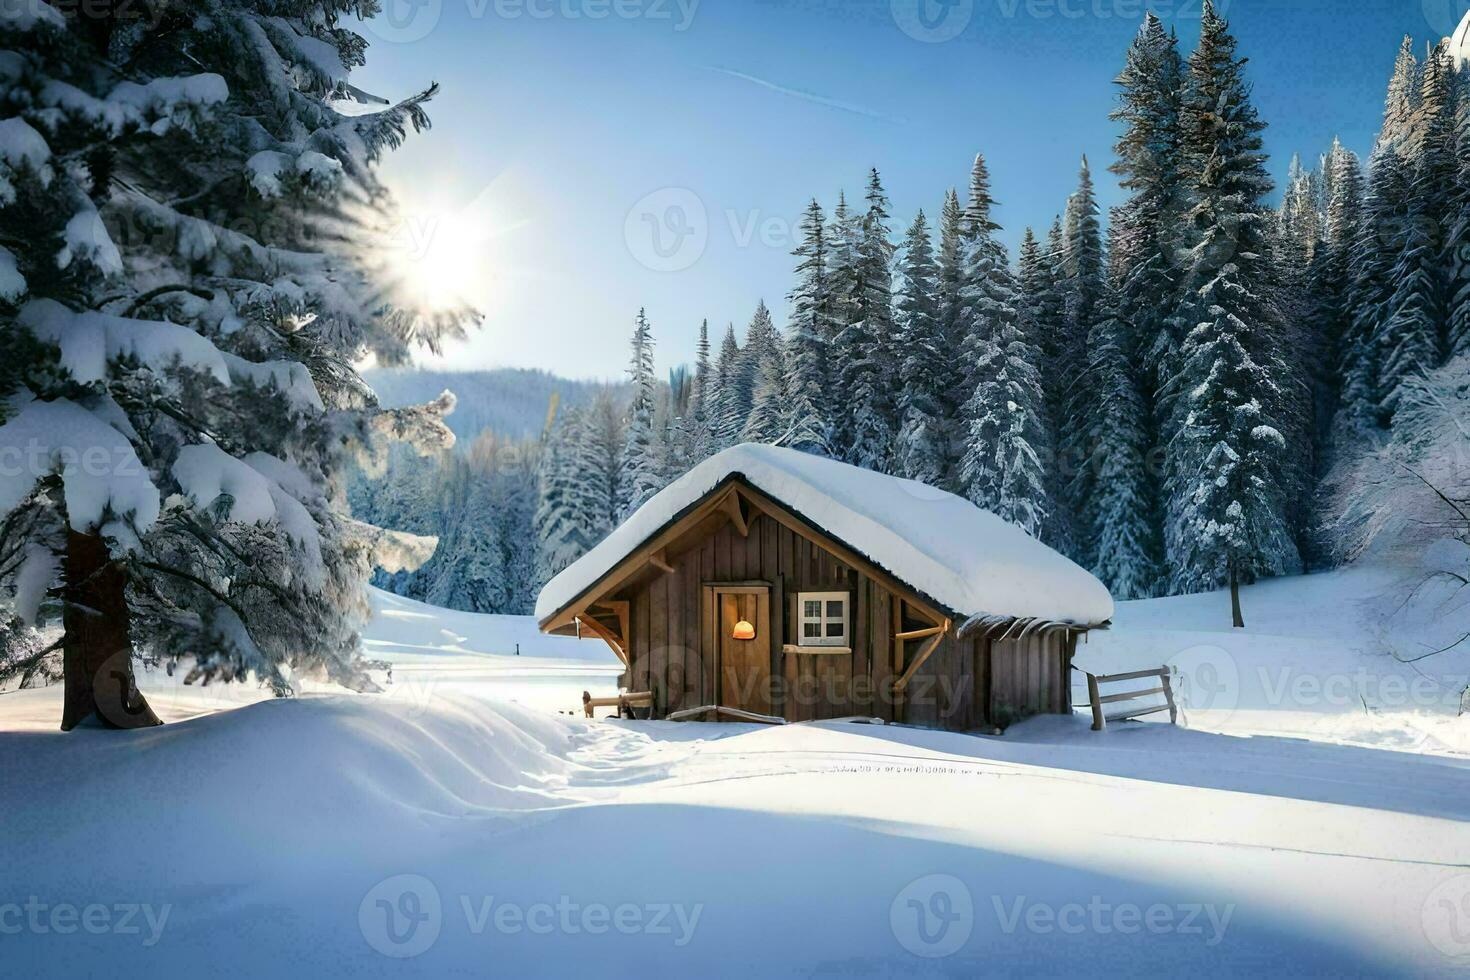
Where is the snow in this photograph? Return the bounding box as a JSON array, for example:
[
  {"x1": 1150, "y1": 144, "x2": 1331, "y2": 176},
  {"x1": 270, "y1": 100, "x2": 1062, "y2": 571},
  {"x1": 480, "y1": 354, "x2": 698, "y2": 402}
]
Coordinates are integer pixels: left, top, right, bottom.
[
  {"x1": 173, "y1": 444, "x2": 280, "y2": 525},
  {"x1": 172, "y1": 445, "x2": 326, "y2": 586},
  {"x1": 0, "y1": 397, "x2": 160, "y2": 535},
  {"x1": 0, "y1": 116, "x2": 51, "y2": 203},
  {"x1": 1077, "y1": 565, "x2": 1470, "y2": 755},
  {"x1": 537, "y1": 444, "x2": 1114, "y2": 626},
  {"x1": 20, "y1": 299, "x2": 230, "y2": 385},
  {"x1": 0, "y1": 0, "x2": 65, "y2": 31},
  {"x1": 0, "y1": 243, "x2": 25, "y2": 301},
  {"x1": 55, "y1": 208, "x2": 123, "y2": 276},
  {"x1": 2, "y1": 582, "x2": 1468, "y2": 976}
]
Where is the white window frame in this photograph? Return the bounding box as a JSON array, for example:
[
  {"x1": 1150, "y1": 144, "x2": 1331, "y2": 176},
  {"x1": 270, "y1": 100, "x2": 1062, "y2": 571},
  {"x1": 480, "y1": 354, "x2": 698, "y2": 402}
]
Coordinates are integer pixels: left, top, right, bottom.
[{"x1": 797, "y1": 592, "x2": 850, "y2": 648}]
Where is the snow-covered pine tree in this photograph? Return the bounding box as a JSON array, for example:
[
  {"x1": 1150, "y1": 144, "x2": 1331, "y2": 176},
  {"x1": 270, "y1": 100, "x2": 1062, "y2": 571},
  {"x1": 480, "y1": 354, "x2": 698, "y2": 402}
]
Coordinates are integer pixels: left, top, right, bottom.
[
  {"x1": 934, "y1": 186, "x2": 968, "y2": 484},
  {"x1": 742, "y1": 330, "x2": 788, "y2": 445},
  {"x1": 618, "y1": 309, "x2": 661, "y2": 519},
  {"x1": 1055, "y1": 156, "x2": 1106, "y2": 564},
  {"x1": 1109, "y1": 12, "x2": 1184, "y2": 396},
  {"x1": 709, "y1": 323, "x2": 743, "y2": 449},
  {"x1": 894, "y1": 210, "x2": 947, "y2": 485},
  {"x1": 576, "y1": 388, "x2": 625, "y2": 539},
  {"x1": 739, "y1": 299, "x2": 779, "y2": 425},
  {"x1": 955, "y1": 154, "x2": 1050, "y2": 534},
  {"x1": 1381, "y1": 36, "x2": 1422, "y2": 153},
  {"x1": 0, "y1": 0, "x2": 468, "y2": 728},
  {"x1": 534, "y1": 406, "x2": 592, "y2": 583},
  {"x1": 1163, "y1": 0, "x2": 1298, "y2": 623},
  {"x1": 1016, "y1": 227, "x2": 1071, "y2": 553},
  {"x1": 1310, "y1": 139, "x2": 1364, "y2": 445},
  {"x1": 784, "y1": 199, "x2": 834, "y2": 456},
  {"x1": 1340, "y1": 144, "x2": 1410, "y2": 437},
  {"x1": 1376, "y1": 43, "x2": 1453, "y2": 422},
  {"x1": 836, "y1": 168, "x2": 898, "y2": 472},
  {"x1": 684, "y1": 319, "x2": 714, "y2": 463},
  {"x1": 420, "y1": 462, "x2": 506, "y2": 613},
  {"x1": 1081, "y1": 278, "x2": 1161, "y2": 599}
]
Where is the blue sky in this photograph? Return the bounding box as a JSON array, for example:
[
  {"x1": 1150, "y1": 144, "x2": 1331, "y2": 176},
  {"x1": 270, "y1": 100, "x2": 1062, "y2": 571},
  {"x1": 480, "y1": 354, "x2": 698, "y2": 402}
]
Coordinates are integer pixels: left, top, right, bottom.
[{"x1": 351, "y1": 0, "x2": 1463, "y2": 381}]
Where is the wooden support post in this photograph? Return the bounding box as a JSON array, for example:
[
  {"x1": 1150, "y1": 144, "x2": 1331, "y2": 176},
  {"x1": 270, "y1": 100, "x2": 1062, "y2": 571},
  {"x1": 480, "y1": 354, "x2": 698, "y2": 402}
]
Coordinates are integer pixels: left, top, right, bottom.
[
  {"x1": 1161, "y1": 670, "x2": 1178, "y2": 725},
  {"x1": 894, "y1": 619, "x2": 950, "y2": 694},
  {"x1": 1087, "y1": 672, "x2": 1105, "y2": 732},
  {"x1": 721, "y1": 489, "x2": 749, "y2": 538}
]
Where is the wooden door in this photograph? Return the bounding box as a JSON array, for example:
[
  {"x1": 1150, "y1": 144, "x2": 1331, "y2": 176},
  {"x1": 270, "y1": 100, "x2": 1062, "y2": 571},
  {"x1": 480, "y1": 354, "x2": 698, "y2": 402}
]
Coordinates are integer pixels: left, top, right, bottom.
[{"x1": 714, "y1": 586, "x2": 771, "y2": 715}]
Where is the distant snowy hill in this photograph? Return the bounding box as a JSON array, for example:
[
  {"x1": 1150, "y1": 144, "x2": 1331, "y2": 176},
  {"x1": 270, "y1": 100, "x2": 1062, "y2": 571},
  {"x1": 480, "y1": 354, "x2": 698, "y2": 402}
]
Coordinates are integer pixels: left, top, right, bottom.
[{"x1": 363, "y1": 367, "x2": 625, "y2": 443}]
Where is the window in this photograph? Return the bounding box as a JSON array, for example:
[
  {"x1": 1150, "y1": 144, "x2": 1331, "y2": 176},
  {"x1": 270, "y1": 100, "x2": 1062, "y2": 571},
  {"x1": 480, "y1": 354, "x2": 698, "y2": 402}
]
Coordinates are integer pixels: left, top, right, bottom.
[{"x1": 798, "y1": 592, "x2": 849, "y2": 648}]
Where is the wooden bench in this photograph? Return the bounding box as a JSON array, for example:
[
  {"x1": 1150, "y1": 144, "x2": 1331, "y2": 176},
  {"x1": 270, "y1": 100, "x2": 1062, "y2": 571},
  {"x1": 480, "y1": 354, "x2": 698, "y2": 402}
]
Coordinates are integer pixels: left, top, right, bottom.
[
  {"x1": 1081, "y1": 667, "x2": 1178, "y2": 732},
  {"x1": 582, "y1": 690, "x2": 654, "y2": 719}
]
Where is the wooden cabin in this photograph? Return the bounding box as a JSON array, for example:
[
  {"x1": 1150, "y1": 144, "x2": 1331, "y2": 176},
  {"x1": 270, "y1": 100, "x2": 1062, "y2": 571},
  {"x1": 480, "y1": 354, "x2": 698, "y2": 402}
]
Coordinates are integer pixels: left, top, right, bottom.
[{"x1": 535, "y1": 445, "x2": 1114, "y2": 731}]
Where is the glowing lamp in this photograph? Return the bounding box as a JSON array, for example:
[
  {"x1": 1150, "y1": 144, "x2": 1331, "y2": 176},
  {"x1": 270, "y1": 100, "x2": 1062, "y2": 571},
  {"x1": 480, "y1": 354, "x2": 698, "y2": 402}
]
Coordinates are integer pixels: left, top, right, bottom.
[{"x1": 732, "y1": 620, "x2": 756, "y2": 641}]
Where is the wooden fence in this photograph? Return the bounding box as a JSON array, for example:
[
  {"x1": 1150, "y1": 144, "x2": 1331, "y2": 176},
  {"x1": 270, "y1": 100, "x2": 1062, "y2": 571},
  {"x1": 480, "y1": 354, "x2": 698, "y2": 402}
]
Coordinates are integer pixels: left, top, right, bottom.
[{"x1": 1081, "y1": 667, "x2": 1178, "y2": 732}]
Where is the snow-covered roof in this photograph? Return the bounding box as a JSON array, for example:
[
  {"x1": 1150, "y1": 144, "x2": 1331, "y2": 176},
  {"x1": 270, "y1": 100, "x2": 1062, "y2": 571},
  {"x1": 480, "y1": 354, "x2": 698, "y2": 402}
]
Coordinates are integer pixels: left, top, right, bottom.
[{"x1": 535, "y1": 445, "x2": 1114, "y2": 627}]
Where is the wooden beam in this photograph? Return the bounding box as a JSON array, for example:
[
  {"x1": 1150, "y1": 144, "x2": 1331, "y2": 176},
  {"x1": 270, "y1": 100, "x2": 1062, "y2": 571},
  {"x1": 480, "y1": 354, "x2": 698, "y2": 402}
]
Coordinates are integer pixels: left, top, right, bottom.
[
  {"x1": 893, "y1": 618, "x2": 951, "y2": 694},
  {"x1": 577, "y1": 614, "x2": 630, "y2": 668},
  {"x1": 650, "y1": 549, "x2": 675, "y2": 574},
  {"x1": 721, "y1": 488, "x2": 749, "y2": 538},
  {"x1": 894, "y1": 624, "x2": 944, "y2": 642}
]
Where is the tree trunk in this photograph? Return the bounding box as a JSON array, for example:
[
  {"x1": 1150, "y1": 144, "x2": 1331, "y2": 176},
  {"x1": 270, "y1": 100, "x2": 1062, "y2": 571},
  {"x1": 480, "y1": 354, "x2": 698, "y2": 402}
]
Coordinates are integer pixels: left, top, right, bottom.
[
  {"x1": 60, "y1": 530, "x2": 161, "y2": 731},
  {"x1": 1230, "y1": 565, "x2": 1245, "y2": 630}
]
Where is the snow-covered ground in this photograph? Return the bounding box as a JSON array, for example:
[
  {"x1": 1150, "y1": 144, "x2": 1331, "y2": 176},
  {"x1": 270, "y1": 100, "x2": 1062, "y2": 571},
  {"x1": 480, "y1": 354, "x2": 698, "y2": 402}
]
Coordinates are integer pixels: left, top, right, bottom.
[
  {"x1": 1079, "y1": 564, "x2": 1470, "y2": 756},
  {"x1": 4, "y1": 575, "x2": 1470, "y2": 977}
]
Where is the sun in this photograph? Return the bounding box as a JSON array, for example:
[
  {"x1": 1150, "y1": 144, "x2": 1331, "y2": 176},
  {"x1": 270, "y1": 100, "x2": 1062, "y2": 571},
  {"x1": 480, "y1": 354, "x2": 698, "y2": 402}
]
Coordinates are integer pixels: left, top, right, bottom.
[{"x1": 395, "y1": 205, "x2": 491, "y2": 313}]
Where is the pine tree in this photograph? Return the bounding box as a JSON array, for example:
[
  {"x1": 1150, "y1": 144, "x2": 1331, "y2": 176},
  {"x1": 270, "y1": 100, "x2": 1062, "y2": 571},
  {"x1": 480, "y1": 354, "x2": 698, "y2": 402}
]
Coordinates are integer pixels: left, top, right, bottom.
[
  {"x1": 619, "y1": 309, "x2": 661, "y2": 519},
  {"x1": 956, "y1": 154, "x2": 1050, "y2": 534},
  {"x1": 894, "y1": 210, "x2": 948, "y2": 485},
  {"x1": 934, "y1": 187, "x2": 969, "y2": 482},
  {"x1": 1376, "y1": 43, "x2": 1453, "y2": 420},
  {"x1": 709, "y1": 324, "x2": 744, "y2": 449},
  {"x1": 1017, "y1": 227, "x2": 1072, "y2": 553},
  {"x1": 785, "y1": 199, "x2": 834, "y2": 455},
  {"x1": 836, "y1": 168, "x2": 898, "y2": 471},
  {"x1": 1110, "y1": 12, "x2": 1185, "y2": 394},
  {"x1": 742, "y1": 332, "x2": 788, "y2": 444},
  {"x1": 1082, "y1": 283, "x2": 1161, "y2": 599},
  {"x1": 535, "y1": 407, "x2": 592, "y2": 583},
  {"x1": 824, "y1": 192, "x2": 861, "y2": 450},
  {"x1": 1055, "y1": 156, "x2": 1107, "y2": 564},
  {"x1": 1312, "y1": 139, "x2": 1364, "y2": 437},
  {"x1": 0, "y1": 0, "x2": 468, "y2": 726},
  {"x1": 1381, "y1": 36, "x2": 1422, "y2": 152},
  {"x1": 1164, "y1": 0, "x2": 1298, "y2": 621},
  {"x1": 576, "y1": 390, "x2": 624, "y2": 538},
  {"x1": 679, "y1": 319, "x2": 714, "y2": 466}
]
